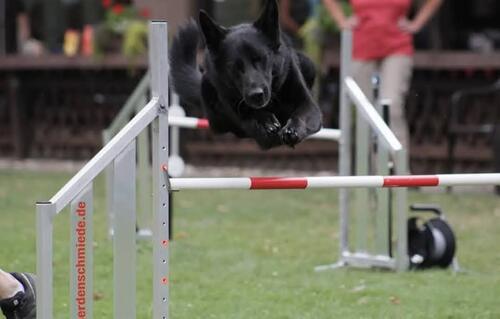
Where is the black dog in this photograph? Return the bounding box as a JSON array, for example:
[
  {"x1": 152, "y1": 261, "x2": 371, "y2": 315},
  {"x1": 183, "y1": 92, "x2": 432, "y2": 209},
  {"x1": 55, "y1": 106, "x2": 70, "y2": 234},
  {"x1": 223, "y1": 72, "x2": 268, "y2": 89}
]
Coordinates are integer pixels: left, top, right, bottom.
[{"x1": 170, "y1": 0, "x2": 322, "y2": 149}]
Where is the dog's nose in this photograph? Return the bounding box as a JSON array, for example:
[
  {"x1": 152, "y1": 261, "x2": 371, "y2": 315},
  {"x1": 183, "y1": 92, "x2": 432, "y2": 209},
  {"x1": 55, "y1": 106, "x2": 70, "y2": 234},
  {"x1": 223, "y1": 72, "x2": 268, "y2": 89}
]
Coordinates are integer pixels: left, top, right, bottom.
[{"x1": 247, "y1": 88, "x2": 265, "y2": 106}]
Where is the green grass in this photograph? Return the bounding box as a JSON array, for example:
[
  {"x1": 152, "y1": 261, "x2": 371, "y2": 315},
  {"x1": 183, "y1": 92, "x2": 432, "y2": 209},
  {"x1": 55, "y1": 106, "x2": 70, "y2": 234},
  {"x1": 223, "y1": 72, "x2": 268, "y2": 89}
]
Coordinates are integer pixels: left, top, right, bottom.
[{"x1": 1, "y1": 169, "x2": 500, "y2": 318}]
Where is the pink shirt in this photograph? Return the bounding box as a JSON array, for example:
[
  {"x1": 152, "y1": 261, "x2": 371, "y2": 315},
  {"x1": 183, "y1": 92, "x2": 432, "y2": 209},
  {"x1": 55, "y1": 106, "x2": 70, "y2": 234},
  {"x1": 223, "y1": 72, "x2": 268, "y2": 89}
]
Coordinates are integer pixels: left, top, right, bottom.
[{"x1": 351, "y1": 0, "x2": 414, "y2": 60}]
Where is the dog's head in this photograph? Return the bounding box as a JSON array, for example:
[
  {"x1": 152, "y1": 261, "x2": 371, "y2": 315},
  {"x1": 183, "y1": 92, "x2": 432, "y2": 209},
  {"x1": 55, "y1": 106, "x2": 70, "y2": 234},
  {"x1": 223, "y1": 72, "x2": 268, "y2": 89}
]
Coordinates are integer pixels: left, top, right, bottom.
[{"x1": 199, "y1": 0, "x2": 281, "y2": 109}]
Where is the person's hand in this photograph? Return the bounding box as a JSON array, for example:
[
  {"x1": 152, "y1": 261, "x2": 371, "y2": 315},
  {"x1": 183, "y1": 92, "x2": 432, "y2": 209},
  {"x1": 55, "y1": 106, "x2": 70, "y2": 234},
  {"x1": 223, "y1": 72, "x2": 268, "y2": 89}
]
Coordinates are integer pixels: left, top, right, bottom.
[
  {"x1": 341, "y1": 15, "x2": 359, "y2": 30},
  {"x1": 398, "y1": 17, "x2": 420, "y2": 34}
]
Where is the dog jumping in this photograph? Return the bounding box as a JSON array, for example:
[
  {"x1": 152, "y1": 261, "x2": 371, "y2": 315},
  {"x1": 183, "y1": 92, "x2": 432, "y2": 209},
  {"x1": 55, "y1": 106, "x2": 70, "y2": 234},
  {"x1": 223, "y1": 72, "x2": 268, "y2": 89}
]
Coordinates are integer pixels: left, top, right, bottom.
[{"x1": 170, "y1": 0, "x2": 322, "y2": 149}]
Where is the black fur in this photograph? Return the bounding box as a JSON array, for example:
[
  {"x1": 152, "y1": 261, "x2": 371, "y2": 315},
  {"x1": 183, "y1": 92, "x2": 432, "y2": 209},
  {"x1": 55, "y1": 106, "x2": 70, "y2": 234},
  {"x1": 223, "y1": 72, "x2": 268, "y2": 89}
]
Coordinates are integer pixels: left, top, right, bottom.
[
  {"x1": 170, "y1": 21, "x2": 202, "y2": 108},
  {"x1": 170, "y1": 0, "x2": 322, "y2": 149}
]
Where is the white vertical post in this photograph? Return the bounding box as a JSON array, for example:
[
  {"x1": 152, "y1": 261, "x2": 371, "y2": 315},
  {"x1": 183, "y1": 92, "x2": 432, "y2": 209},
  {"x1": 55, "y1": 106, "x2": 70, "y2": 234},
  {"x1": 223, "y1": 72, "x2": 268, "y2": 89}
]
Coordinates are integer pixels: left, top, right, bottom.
[
  {"x1": 113, "y1": 141, "x2": 137, "y2": 318},
  {"x1": 104, "y1": 131, "x2": 115, "y2": 239},
  {"x1": 36, "y1": 202, "x2": 56, "y2": 319},
  {"x1": 355, "y1": 111, "x2": 370, "y2": 252},
  {"x1": 375, "y1": 102, "x2": 390, "y2": 256},
  {"x1": 339, "y1": 30, "x2": 353, "y2": 257},
  {"x1": 149, "y1": 20, "x2": 170, "y2": 319},
  {"x1": 395, "y1": 149, "x2": 409, "y2": 271},
  {"x1": 70, "y1": 184, "x2": 93, "y2": 319},
  {"x1": 137, "y1": 93, "x2": 152, "y2": 237}
]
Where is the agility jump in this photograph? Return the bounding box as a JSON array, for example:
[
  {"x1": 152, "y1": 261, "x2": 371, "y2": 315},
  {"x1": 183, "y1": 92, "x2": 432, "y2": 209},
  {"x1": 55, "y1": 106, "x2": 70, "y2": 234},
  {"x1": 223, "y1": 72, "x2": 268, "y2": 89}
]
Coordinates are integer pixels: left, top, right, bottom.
[
  {"x1": 168, "y1": 174, "x2": 500, "y2": 190},
  {"x1": 167, "y1": 115, "x2": 342, "y2": 141},
  {"x1": 35, "y1": 21, "x2": 500, "y2": 319}
]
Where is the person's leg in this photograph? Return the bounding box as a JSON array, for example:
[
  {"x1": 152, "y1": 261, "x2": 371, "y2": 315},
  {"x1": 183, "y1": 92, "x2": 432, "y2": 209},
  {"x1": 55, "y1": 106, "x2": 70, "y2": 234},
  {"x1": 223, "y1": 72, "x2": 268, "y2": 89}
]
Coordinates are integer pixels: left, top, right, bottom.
[
  {"x1": 0, "y1": 269, "x2": 36, "y2": 319},
  {"x1": 0, "y1": 270, "x2": 23, "y2": 299},
  {"x1": 351, "y1": 59, "x2": 377, "y2": 103},
  {"x1": 379, "y1": 55, "x2": 413, "y2": 166}
]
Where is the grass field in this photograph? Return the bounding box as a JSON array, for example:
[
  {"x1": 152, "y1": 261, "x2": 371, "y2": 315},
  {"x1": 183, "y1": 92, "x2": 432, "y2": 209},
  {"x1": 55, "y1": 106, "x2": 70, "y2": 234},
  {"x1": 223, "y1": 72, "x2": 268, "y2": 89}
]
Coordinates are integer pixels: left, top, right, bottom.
[{"x1": 1, "y1": 169, "x2": 500, "y2": 318}]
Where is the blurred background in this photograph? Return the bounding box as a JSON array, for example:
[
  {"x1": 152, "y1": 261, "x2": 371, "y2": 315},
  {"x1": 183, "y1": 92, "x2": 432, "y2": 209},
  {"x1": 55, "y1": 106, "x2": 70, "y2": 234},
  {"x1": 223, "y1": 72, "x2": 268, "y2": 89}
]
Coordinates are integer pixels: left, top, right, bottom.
[{"x1": 0, "y1": 0, "x2": 499, "y2": 175}]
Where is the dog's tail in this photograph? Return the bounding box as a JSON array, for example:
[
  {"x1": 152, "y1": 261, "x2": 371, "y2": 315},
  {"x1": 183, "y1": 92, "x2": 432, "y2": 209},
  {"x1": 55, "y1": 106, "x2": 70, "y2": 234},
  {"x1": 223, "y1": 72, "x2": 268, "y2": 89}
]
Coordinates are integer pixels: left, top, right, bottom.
[{"x1": 170, "y1": 20, "x2": 202, "y2": 108}]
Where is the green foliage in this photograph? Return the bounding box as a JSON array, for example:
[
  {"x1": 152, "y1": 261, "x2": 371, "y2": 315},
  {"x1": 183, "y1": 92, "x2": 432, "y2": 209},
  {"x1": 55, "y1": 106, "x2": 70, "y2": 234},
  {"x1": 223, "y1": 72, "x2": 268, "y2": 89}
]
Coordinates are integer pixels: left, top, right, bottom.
[
  {"x1": 104, "y1": 6, "x2": 140, "y2": 34},
  {"x1": 122, "y1": 21, "x2": 148, "y2": 58},
  {"x1": 94, "y1": 5, "x2": 148, "y2": 58},
  {"x1": 1, "y1": 169, "x2": 500, "y2": 318},
  {"x1": 316, "y1": 1, "x2": 352, "y2": 34},
  {"x1": 299, "y1": 2, "x2": 352, "y2": 67}
]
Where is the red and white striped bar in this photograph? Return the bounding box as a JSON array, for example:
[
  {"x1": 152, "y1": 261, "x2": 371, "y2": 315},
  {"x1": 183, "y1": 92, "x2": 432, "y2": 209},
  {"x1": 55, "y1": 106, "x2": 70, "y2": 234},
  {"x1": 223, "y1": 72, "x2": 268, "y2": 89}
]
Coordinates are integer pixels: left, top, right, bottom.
[
  {"x1": 168, "y1": 116, "x2": 341, "y2": 141},
  {"x1": 170, "y1": 174, "x2": 500, "y2": 191},
  {"x1": 169, "y1": 116, "x2": 209, "y2": 129}
]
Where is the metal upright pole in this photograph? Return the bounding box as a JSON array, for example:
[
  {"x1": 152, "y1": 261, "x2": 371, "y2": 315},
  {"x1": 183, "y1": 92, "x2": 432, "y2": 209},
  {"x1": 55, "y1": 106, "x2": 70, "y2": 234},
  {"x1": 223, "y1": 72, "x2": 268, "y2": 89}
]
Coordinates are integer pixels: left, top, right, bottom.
[
  {"x1": 395, "y1": 149, "x2": 409, "y2": 271},
  {"x1": 339, "y1": 30, "x2": 353, "y2": 258},
  {"x1": 70, "y1": 185, "x2": 94, "y2": 319},
  {"x1": 354, "y1": 104, "x2": 370, "y2": 252},
  {"x1": 137, "y1": 93, "x2": 153, "y2": 236},
  {"x1": 36, "y1": 202, "x2": 56, "y2": 319},
  {"x1": 113, "y1": 142, "x2": 137, "y2": 319},
  {"x1": 103, "y1": 131, "x2": 115, "y2": 238},
  {"x1": 149, "y1": 20, "x2": 170, "y2": 319},
  {"x1": 316, "y1": 30, "x2": 353, "y2": 271},
  {"x1": 375, "y1": 101, "x2": 391, "y2": 256}
]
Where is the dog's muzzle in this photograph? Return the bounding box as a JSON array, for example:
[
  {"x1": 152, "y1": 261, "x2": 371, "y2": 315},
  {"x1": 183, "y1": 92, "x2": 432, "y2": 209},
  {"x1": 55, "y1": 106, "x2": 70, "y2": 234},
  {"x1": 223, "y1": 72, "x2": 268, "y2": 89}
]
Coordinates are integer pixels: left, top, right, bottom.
[{"x1": 245, "y1": 87, "x2": 268, "y2": 109}]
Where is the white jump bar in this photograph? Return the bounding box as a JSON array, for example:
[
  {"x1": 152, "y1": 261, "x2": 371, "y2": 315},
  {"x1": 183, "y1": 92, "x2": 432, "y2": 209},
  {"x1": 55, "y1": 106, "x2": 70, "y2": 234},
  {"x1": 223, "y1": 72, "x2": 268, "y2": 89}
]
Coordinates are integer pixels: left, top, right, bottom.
[
  {"x1": 168, "y1": 116, "x2": 341, "y2": 141},
  {"x1": 169, "y1": 174, "x2": 500, "y2": 191}
]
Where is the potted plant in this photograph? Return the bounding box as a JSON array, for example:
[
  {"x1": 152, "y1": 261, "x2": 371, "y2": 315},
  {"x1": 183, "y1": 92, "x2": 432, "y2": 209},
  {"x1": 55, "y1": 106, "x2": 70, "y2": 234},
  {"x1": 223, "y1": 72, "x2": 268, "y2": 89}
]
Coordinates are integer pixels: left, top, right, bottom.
[{"x1": 94, "y1": 0, "x2": 150, "y2": 58}]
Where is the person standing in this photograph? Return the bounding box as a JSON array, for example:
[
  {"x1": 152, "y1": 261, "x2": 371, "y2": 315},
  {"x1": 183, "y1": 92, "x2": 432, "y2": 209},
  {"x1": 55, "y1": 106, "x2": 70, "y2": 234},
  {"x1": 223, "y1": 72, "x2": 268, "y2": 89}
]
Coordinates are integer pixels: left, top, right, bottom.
[{"x1": 322, "y1": 0, "x2": 442, "y2": 162}]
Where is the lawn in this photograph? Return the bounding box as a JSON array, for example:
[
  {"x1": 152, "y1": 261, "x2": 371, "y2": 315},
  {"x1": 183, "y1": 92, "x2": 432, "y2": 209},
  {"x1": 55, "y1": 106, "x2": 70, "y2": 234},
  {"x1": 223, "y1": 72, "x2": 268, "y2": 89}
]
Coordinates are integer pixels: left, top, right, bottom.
[{"x1": 0, "y1": 169, "x2": 499, "y2": 318}]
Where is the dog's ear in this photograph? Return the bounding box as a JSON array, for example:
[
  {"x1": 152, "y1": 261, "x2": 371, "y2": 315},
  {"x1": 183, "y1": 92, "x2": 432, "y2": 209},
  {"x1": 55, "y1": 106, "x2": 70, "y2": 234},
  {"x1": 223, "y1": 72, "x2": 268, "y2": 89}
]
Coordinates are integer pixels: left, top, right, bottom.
[
  {"x1": 199, "y1": 10, "x2": 227, "y2": 50},
  {"x1": 254, "y1": 0, "x2": 280, "y2": 50}
]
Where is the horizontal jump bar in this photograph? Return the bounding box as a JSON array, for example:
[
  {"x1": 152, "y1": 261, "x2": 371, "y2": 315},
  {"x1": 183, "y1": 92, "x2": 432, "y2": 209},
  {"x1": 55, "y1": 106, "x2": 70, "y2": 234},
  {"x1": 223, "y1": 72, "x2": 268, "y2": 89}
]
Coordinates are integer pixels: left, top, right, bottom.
[
  {"x1": 168, "y1": 116, "x2": 341, "y2": 141},
  {"x1": 169, "y1": 174, "x2": 500, "y2": 191},
  {"x1": 169, "y1": 116, "x2": 209, "y2": 129}
]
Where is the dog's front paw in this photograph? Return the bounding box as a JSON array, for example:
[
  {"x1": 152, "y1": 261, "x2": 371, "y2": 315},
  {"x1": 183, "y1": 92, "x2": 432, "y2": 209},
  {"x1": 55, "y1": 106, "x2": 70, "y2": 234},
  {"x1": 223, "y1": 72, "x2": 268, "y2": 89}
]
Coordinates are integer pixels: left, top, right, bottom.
[
  {"x1": 247, "y1": 112, "x2": 282, "y2": 149},
  {"x1": 280, "y1": 119, "x2": 307, "y2": 147},
  {"x1": 262, "y1": 115, "x2": 281, "y2": 134},
  {"x1": 281, "y1": 126, "x2": 300, "y2": 147}
]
